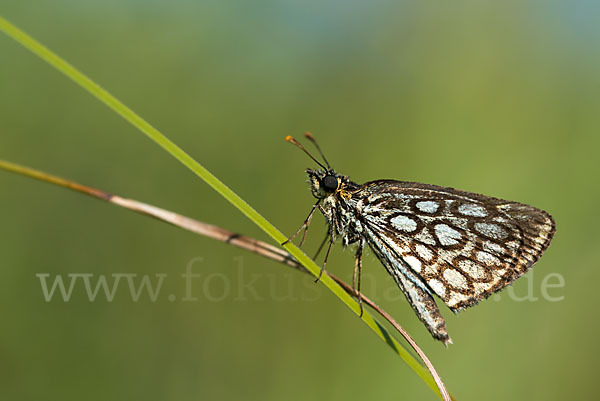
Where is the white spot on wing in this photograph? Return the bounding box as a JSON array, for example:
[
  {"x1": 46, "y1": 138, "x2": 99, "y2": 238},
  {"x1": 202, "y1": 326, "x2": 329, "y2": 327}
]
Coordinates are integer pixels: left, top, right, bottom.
[
  {"x1": 477, "y1": 251, "x2": 501, "y2": 265},
  {"x1": 403, "y1": 255, "x2": 422, "y2": 273},
  {"x1": 475, "y1": 222, "x2": 508, "y2": 240},
  {"x1": 391, "y1": 215, "x2": 417, "y2": 232},
  {"x1": 416, "y1": 201, "x2": 439, "y2": 213},
  {"x1": 458, "y1": 203, "x2": 487, "y2": 217},
  {"x1": 428, "y1": 279, "x2": 446, "y2": 297},
  {"x1": 434, "y1": 224, "x2": 462, "y2": 246},
  {"x1": 484, "y1": 241, "x2": 505, "y2": 255},
  {"x1": 447, "y1": 291, "x2": 469, "y2": 307},
  {"x1": 458, "y1": 259, "x2": 485, "y2": 279},
  {"x1": 415, "y1": 244, "x2": 434, "y2": 261},
  {"x1": 443, "y1": 269, "x2": 468, "y2": 289}
]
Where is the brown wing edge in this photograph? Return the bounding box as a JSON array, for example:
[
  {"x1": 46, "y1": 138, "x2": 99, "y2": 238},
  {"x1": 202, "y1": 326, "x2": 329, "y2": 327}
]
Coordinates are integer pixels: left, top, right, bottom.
[{"x1": 450, "y1": 204, "x2": 556, "y2": 313}]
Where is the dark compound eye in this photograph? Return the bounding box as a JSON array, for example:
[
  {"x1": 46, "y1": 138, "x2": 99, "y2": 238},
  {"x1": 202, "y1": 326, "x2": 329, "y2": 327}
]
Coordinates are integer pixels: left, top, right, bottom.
[{"x1": 322, "y1": 175, "x2": 338, "y2": 192}]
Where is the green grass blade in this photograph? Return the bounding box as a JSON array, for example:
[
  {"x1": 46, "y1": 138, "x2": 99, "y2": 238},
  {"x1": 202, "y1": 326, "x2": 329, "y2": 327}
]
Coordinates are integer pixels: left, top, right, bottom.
[{"x1": 0, "y1": 16, "x2": 448, "y2": 400}]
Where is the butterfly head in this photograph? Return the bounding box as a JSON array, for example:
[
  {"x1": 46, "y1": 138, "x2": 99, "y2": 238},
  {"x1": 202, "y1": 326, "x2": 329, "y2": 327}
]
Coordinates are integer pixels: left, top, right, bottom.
[{"x1": 306, "y1": 169, "x2": 349, "y2": 199}]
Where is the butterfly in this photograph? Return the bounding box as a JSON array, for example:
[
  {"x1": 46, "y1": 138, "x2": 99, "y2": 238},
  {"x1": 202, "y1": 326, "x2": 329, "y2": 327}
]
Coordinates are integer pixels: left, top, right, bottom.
[{"x1": 284, "y1": 133, "x2": 556, "y2": 344}]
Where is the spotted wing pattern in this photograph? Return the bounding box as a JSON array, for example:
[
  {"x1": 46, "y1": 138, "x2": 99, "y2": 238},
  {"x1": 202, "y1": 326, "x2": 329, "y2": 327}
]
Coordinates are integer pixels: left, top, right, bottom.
[{"x1": 353, "y1": 180, "x2": 555, "y2": 312}]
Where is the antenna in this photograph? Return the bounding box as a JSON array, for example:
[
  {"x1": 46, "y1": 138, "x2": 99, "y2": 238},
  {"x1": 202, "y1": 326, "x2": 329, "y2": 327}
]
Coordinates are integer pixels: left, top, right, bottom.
[
  {"x1": 303, "y1": 132, "x2": 331, "y2": 169},
  {"x1": 285, "y1": 135, "x2": 328, "y2": 170}
]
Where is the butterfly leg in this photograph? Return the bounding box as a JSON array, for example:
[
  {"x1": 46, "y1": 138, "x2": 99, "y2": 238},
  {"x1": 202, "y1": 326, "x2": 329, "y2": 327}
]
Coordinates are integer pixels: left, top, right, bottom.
[
  {"x1": 315, "y1": 229, "x2": 335, "y2": 283},
  {"x1": 352, "y1": 239, "x2": 365, "y2": 317},
  {"x1": 312, "y1": 230, "x2": 330, "y2": 260},
  {"x1": 282, "y1": 199, "x2": 321, "y2": 246}
]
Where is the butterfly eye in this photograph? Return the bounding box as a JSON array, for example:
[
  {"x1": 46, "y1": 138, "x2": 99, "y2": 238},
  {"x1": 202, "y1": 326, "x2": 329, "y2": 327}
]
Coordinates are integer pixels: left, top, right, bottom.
[{"x1": 322, "y1": 175, "x2": 338, "y2": 192}]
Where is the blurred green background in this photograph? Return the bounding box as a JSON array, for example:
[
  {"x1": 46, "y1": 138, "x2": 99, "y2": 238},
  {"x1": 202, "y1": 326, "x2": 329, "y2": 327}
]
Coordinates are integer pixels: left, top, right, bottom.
[{"x1": 0, "y1": 1, "x2": 598, "y2": 400}]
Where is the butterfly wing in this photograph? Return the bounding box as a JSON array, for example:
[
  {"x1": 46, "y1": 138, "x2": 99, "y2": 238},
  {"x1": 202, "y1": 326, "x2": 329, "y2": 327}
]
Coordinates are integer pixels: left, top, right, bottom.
[{"x1": 353, "y1": 180, "x2": 555, "y2": 312}]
